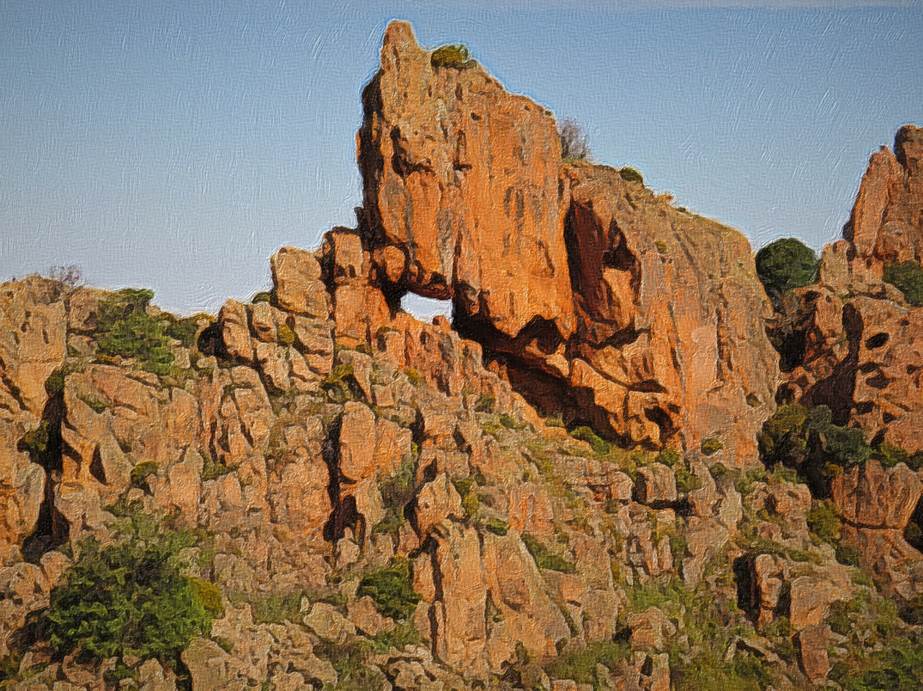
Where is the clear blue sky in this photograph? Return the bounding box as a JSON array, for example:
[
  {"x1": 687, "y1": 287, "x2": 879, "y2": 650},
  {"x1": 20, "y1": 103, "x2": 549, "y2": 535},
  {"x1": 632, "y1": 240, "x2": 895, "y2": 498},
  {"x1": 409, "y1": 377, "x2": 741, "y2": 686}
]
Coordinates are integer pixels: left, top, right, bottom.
[{"x1": 1, "y1": 1, "x2": 921, "y2": 315}]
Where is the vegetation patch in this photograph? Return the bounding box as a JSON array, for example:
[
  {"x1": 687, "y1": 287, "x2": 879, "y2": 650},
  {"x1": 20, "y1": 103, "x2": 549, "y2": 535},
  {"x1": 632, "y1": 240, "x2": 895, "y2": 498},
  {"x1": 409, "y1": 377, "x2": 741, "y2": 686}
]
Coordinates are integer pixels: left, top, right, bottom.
[
  {"x1": 619, "y1": 166, "x2": 644, "y2": 184},
  {"x1": 883, "y1": 260, "x2": 923, "y2": 306},
  {"x1": 568, "y1": 425, "x2": 610, "y2": 455},
  {"x1": 42, "y1": 513, "x2": 219, "y2": 664},
  {"x1": 94, "y1": 289, "x2": 176, "y2": 376},
  {"x1": 430, "y1": 43, "x2": 474, "y2": 69},
  {"x1": 522, "y1": 533, "x2": 576, "y2": 574},
  {"x1": 129, "y1": 461, "x2": 159, "y2": 492},
  {"x1": 544, "y1": 639, "x2": 629, "y2": 686},
  {"x1": 754, "y1": 238, "x2": 818, "y2": 300},
  {"x1": 357, "y1": 559, "x2": 420, "y2": 622},
  {"x1": 700, "y1": 437, "x2": 723, "y2": 456}
]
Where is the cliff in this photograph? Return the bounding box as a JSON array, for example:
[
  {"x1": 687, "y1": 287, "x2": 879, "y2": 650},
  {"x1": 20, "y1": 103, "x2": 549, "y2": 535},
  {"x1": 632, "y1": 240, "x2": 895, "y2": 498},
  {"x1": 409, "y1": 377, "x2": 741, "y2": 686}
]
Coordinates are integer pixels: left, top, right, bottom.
[{"x1": 0, "y1": 19, "x2": 921, "y2": 691}]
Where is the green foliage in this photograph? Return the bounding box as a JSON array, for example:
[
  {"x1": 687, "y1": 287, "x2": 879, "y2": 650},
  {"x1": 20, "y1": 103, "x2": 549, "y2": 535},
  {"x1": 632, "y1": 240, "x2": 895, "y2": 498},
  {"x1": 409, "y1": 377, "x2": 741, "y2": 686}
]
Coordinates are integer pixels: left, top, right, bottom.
[
  {"x1": 828, "y1": 592, "x2": 923, "y2": 690},
  {"x1": 757, "y1": 403, "x2": 883, "y2": 492},
  {"x1": 251, "y1": 291, "x2": 272, "y2": 304},
  {"x1": 243, "y1": 591, "x2": 303, "y2": 625},
  {"x1": 201, "y1": 456, "x2": 231, "y2": 481},
  {"x1": 368, "y1": 620, "x2": 421, "y2": 653},
  {"x1": 404, "y1": 367, "x2": 423, "y2": 386},
  {"x1": 875, "y1": 443, "x2": 923, "y2": 471},
  {"x1": 130, "y1": 461, "x2": 159, "y2": 492},
  {"x1": 430, "y1": 44, "x2": 473, "y2": 69},
  {"x1": 755, "y1": 237, "x2": 818, "y2": 298},
  {"x1": 498, "y1": 412, "x2": 525, "y2": 430},
  {"x1": 521, "y1": 534, "x2": 576, "y2": 574},
  {"x1": 544, "y1": 414, "x2": 565, "y2": 428},
  {"x1": 45, "y1": 367, "x2": 67, "y2": 396},
  {"x1": 162, "y1": 313, "x2": 209, "y2": 348},
  {"x1": 19, "y1": 421, "x2": 50, "y2": 457},
  {"x1": 700, "y1": 437, "x2": 724, "y2": 456},
  {"x1": 619, "y1": 166, "x2": 644, "y2": 184},
  {"x1": 315, "y1": 638, "x2": 387, "y2": 690},
  {"x1": 569, "y1": 425, "x2": 610, "y2": 455},
  {"x1": 357, "y1": 559, "x2": 420, "y2": 622},
  {"x1": 883, "y1": 260, "x2": 923, "y2": 306},
  {"x1": 544, "y1": 639, "x2": 629, "y2": 685},
  {"x1": 379, "y1": 457, "x2": 416, "y2": 512},
  {"x1": 453, "y1": 477, "x2": 480, "y2": 520},
  {"x1": 95, "y1": 289, "x2": 175, "y2": 376},
  {"x1": 276, "y1": 323, "x2": 296, "y2": 347},
  {"x1": 806, "y1": 500, "x2": 841, "y2": 544},
  {"x1": 674, "y1": 466, "x2": 702, "y2": 495},
  {"x1": 474, "y1": 394, "x2": 495, "y2": 413},
  {"x1": 835, "y1": 542, "x2": 861, "y2": 567},
  {"x1": 323, "y1": 363, "x2": 357, "y2": 402},
  {"x1": 481, "y1": 517, "x2": 509, "y2": 536},
  {"x1": 43, "y1": 514, "x2": 218, "y2": 664}
]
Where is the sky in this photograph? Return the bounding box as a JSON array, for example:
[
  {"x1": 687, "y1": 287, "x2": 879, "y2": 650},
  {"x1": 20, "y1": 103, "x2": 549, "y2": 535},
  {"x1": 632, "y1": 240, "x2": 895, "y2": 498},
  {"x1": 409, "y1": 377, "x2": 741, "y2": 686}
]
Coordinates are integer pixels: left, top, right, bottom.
[{"x1": 1, "y1": 1, "x2": 921, "y2": 316}]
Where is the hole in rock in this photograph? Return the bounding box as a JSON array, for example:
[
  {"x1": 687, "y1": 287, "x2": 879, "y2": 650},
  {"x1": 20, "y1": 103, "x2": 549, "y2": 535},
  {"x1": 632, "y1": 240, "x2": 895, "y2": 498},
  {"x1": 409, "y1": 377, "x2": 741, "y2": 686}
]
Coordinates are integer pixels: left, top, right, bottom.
[{"x1": 401, "y1": 294, "x2": 452, "y2": 323}]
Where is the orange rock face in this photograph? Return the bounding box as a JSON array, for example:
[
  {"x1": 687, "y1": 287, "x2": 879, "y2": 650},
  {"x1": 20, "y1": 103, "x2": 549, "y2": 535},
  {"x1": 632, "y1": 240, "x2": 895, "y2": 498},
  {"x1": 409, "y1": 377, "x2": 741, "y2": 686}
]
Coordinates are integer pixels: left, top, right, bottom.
[
  {"x1": 357, "y1": 22, "x2": 778, "y2": 459},
  {"x1": 561, "y1": 165, "x2": 778, "y2": 458},
  {"x1": 358, "y1": 21, "x2": 575, "y2": 343}
]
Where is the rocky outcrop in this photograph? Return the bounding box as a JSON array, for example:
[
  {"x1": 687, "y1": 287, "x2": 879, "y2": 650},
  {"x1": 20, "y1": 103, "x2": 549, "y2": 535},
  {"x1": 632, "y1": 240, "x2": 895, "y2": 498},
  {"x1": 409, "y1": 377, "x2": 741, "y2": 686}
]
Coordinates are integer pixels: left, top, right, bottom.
[
  {"x1": 358, "y1": 21, "x2": 575, "y2": 343},
  {"x1": 830, "y1": 460, "x2": 923, "y2": 599},
  {"x1": 359, "y1": 22, "x2": 778, "y2": 460},
  {"x1": 777, "y1": 125, "x2": 923, "y2": 453},
  {"x1": 3, "y1": 20, "x2": 920, "y2": 691},
  {"x1": 0, "y1": 277, "x2": 66, "y2": 561}
]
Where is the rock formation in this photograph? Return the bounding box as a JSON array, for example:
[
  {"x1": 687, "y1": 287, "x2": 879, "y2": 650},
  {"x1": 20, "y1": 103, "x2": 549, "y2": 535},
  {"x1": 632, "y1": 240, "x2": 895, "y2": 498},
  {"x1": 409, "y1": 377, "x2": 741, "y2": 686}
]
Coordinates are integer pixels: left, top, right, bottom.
[
  {"x1": 778, "y1": 125, "x2": 923, "y2": 452},
  {"x1": 0, "y1": 19, "x2": 921, "y2": 691},
  {"x1": 359, "y1": 22, "x2": 778, "y2": 461}
]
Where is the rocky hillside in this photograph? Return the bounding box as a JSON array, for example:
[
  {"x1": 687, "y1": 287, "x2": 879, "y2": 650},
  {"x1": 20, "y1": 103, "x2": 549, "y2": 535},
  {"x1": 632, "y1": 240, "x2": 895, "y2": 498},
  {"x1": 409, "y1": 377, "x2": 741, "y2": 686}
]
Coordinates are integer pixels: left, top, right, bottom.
[{"x1": 1, "y1": 20, "x2": 922, "y2": 691}]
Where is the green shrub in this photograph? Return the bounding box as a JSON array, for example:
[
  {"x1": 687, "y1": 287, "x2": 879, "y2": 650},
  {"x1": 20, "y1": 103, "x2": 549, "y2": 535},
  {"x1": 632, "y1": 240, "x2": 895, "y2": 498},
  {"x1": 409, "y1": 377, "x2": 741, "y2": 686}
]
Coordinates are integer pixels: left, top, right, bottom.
[
  {"x1": 544, "y1": 414, "x2": 565, "y2": 428},
  {"x1": 430, "y1": 44, "x2": 473, "y2": 69},
  {"x1": 875, "y1": 443, "x2": 923, "y2": 471},
  {"x1": 700, "y1": 437, "x2": 724, "y2": 456},
  {"x1": 245, "y1": 591, "x2": 302, "y2": 624},
  {"x1": 806, "y1": 500, "x2": 841, "y2": 544},
  {"x1": 251, "y1": 291, "x2": 272, "y2": 304},
  {"x1": 481, "y1": 517, "x2": 509, "y2": 536},
  {"x1": 544, "y1": 639, "x2": 629, "y2": 685},
  {"x1": 404, "y1": 367, "x2": 423, "y2": 386},
  {"x1": 521, "y1": 534, "x2": 576, "y2": 574},
  {"x1": 357, "y1": 559, "x2": 420, "y2": 622},
  {"x1": 201, "y1": 456, "x2": 231, "y2": 481},
  {"x1": 619, "y1": 166, "x2": 644, "y2": 184},
  {"x1": 369, "y1": 620, "x2": 421, "y2": 653},
  {"x1": 277, "y1": 323, "x2": 296, "y2": 347},
  {"x1": 162, "y1": 313, "x2": 209, "y2": 348},
  {"x1": 19, "y1": 421, "x2": 50, "y2": 457},
  {"x1": 95, "y1": 289, "x2": 175, "y2": 376},
  {"x1": 835, "y1": 543, "x2": 862, "y2": 567},
  {"x1": 130, "y1": 461, "x2": 159, "y2": 491},
  {"x1": 675, "y1": 466, "x2": 703, "y2": 495},
  {"x1": 379, "y1": 457, "x2": 416, "y2": 511},
  {"x1": 569, "y1": 425, "x2": 610, "y2": 455},
  {"x1": 755, "y1": 238, "x2": 818, "y2": 298},
  {"x1": 758, "y1": 403, "x2": 875, "y2": 491},
  {"x1": 884, "y1": 260, "x2": 923, "y2": 306},
  {"x1": 44, "y1": 514, "x2": 218, "y2": 663}
]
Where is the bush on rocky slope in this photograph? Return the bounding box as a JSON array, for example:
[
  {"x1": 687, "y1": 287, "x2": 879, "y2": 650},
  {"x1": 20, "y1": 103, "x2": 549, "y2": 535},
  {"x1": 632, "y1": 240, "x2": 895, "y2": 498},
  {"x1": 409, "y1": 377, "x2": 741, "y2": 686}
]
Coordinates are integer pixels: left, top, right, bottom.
[
  {"x1": 755, "y1": 237, "x2": 818, "y2": 301},
  {"x1": 884, "y1": 260, "x2": 923, "y2": 306},
  {"x1": 43, "y1": 512, "x2": 220, "y2": 665}
]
